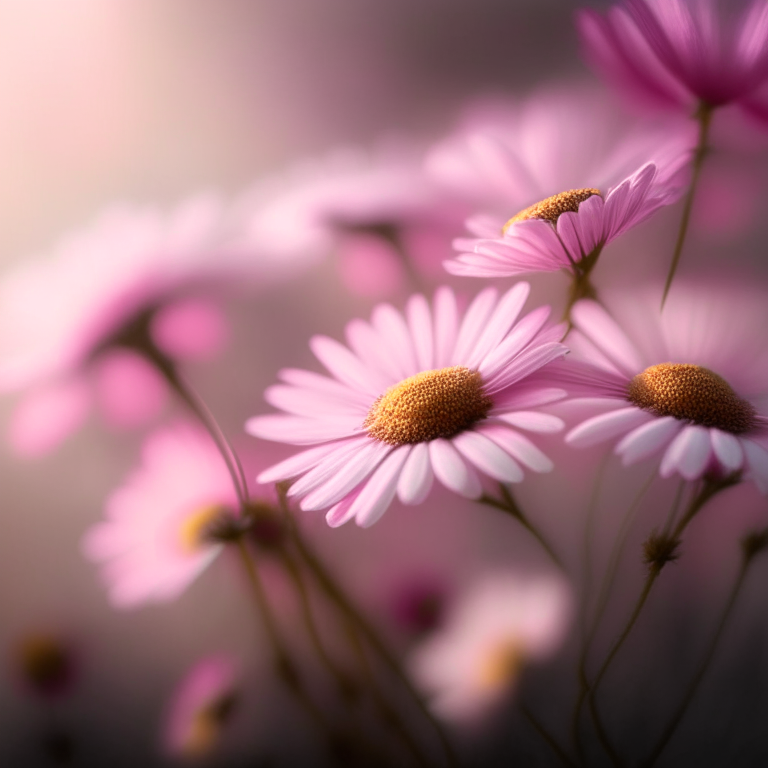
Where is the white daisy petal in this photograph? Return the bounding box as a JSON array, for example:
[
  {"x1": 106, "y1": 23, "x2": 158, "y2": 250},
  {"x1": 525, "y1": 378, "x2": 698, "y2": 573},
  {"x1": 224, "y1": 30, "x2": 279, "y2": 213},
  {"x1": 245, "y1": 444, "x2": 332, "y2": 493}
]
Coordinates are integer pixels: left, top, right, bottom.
[{"x1": 710, "y1": 429, "x2": 745, "y2": 472}]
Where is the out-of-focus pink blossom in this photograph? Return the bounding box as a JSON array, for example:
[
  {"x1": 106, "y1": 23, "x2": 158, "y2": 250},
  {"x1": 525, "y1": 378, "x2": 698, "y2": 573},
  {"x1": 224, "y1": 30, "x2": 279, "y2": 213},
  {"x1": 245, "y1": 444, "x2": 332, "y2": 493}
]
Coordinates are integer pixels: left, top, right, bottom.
[
  {"x1": 82, "y1": 423, "x2": 241, "y2": 608},
  {"x1": 578, "y1": 0, "x2": 768, "y2": 121},
  {"x1": 433, "y1": 85, "x2": 693, "y2": 278},
  {"x1": 409, "y1": 572, "x2": 570, "y2": 723},
  {"x1": 163, "y1": 654, "x2": 239, "y2": 759},
  {"x1": 236, "y1": 144, "x2": 470, "y2": 297},
  {"x1": 247, "y1": 283, "x2": 568, "y2": 528},
  {"x1": 560, "y1": 283, "x2": 768, "y2": 488}
]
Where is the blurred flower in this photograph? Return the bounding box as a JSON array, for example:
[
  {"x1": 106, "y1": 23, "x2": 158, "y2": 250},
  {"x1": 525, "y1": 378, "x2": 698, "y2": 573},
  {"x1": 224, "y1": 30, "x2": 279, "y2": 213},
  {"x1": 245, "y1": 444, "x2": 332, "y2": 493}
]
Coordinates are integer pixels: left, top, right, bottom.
[
  {"x1": 578, "y1": 0, "x2": 768, "y2": 122},
  {"x1": 433, "y1": 85, "x2": 692, "y2": 279},
  {"x1": 389, "y1": 573, "x2": 449, "y2": 637},
  {"x1": 409, "y1": 572, "x2": 570, "y2": 723},
  {"x1": 82, "y1": 422, "x2": 241, "y2": 608},
  {"x1": 13, "y1": 632, "x2": 77, "y2": 700},
  {"x1": 0, "y1": 193, "x2": 292, "y2": 457},
  {"x1": 247, "y1": 283, "x2": 567, "y2": 528},
  {"x1": 561, "y1": 284, "x2": 768, "y2": 488},
  {"x1": 163, "y1": 655, "x2": 239, "y2": 759},
  {"x1": 237, "y1": 144, "x2": 469, "y2": 297}
]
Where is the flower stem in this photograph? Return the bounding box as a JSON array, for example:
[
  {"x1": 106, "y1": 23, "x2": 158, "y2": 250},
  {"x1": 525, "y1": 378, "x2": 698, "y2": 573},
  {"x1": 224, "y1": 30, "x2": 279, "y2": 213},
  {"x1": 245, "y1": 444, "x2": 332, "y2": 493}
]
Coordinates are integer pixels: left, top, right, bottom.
[
  {"x1": 661, "y1": 102, "x2": 713, "y2": 308},
  {"x1": 521, "y1": 704, "x2": 579, "y2": 768},
  {"x1": 276, "y1": 489, "x2": 460, "y2": 768},
  {"x1": 479, "y1": 484, "x2": 566, "y2": 572},
  {"x1": 639, "y1": 528, "x2": 767, "y2": 768}
]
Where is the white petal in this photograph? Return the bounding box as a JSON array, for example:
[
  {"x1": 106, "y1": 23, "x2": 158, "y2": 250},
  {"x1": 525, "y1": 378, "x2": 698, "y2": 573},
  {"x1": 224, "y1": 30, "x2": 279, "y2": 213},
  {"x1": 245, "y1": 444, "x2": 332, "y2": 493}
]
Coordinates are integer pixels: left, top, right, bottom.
[
  {"x1": 566, "y1": 407, "x2": 652, "y2": 448},
  {"x1": 614, "y1": 416, "x2": 681, "y2": 465},
  {"x1": 710, "y1": 429, "x2": 744, "y2": 472},
  {"x1": 659, "y1": 425, "x2": 711, "y2": 480}
]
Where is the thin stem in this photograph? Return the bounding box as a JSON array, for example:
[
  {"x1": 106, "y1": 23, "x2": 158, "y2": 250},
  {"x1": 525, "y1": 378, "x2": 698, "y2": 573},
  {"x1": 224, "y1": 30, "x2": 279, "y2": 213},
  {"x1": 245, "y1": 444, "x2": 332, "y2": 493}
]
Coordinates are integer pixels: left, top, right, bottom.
[
  {"x1": 521, "y1": 705, "x2": 579, "y2": 768},
  {"x1": 277, "y1": 490, "x2": 460, "y2": 768},
  {"x1": 562, "y1": 245, "x2": 603, "y2": 328},
  {"x1": 479, "y1": 484, "x2": 566, "y2": 572},
  {"x1": 661, "y1": 102, "x2": 713, "y2": 308},
  {"x1": 640, "y1": 536, "x2": 762, "y2": 768}
]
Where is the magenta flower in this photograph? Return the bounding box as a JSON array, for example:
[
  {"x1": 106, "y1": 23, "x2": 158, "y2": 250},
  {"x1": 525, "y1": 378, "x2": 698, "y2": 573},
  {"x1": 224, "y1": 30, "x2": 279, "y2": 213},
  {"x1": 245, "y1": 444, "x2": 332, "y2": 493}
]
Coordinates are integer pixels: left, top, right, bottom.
[
  {"x1": 82, "y1": 423, "x2": 241, "y2": 608},
  {"x1": 0, "y1": 197, "x2": 241, "y2": 456},
  {"x1": 561, "y1": 285, "x2": 768, "y2": 489},
  {"x1": 578, "y1": 0, "x2": 768, "y2": 120},
  {"x1": 409, "y1": 572, "x2": 570, "y2": 723},
  {"x1": 163, "y1": 655, "x2": 239, "y2": 759},
  {"x1": 238, "y1": 144, "x2": 469, "y2": 296},
  {"x1": 435, "y1": 85, "x2": 692, "y2": 279},
  {"x1": 247, "y1": 284, "x2": 568, "y2": 528}
]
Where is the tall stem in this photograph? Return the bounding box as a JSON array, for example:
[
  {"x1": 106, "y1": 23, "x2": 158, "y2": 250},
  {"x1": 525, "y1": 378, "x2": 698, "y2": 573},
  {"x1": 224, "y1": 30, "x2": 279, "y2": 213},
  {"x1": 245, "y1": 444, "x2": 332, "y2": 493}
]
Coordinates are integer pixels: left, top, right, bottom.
[
  {"x1": 479, "y1": 484, "x2": 566, "y2": 572},
  {"x1": 661, "y1": 103, "x2": 713, "y2": 308}
]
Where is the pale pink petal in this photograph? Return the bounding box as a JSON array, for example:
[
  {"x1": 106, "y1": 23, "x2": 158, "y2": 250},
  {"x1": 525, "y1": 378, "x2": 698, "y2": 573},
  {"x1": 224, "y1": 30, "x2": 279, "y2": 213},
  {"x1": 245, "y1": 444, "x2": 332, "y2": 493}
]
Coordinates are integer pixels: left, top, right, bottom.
[
  {"x1": 433, "y1": 286, "x2": 458, "y2": 368},
  {"x1": 257, "y1": 441, "x2": 352, "y2": 483},
  {"x1": 9, "y1": 378, "x2": 91, "y2": 457},
  {"x1": 325, "y1": 491, "x2": 361, "y2": 528},
  {"x1": 263, "y1": 384, "x2": 366, "y2": 418},
  {"x1": 480, "y1": 424, "x2": 554, "y2": 473},
  {"x1": 494, "y1": 412, "x2": 564, "y2": 433},
  {"x1": 397, "y1": 442, "x2": 434, "y2": 505},
  {"x1": 567, "y1": 406, "x2": 653, "y2": 448},
  {"x1": 350, "y1": 447, "x2": 411, "y2": 528},
  {"x1": 452, "y1": 287, "x2": 499, "y2": 366},
  {"x1": 428, "y1": 439, "x2": 482, "y2": 498},
  {"x1": 245, "y1": 414, "x2": 361, "y2": 445},
  {"x1": 659, "y1": 425, "x2": 712, "y2": 480},
  {"x1": 614, "y1": 416, "x2": 682, "y2": 464},
  {"x1": 300, "y1": 440, "x2": 392, "y2": 511},
  {"x1": 453, "y1": 430, "x2": 524, "y2": 483},
  {"x1": 287, "y1": 437, "x2": 374, "y2": 498},
  {"x1": 309, "y1": 335, "x2": 387, "y2": 395},
  {"x1": 493, "y1": 386, "x2": 567, "y2": 410},
  {"x1": 485, "y1": 342, "x2": 567, "y2": 394},
  {"x1": 371, "y1": 303, "x2": 419, "y2": 379},
  {"x1": 277, "y1": 368, "x2": 370, "y2": 407},
  {"x1": 742, "y1": 439, "x2": 768, "y2": 494},
  {"x1": 150, "y1": 298, "x2": 228, "y2": 362},
  {"x1": 406, "y1": 294, "x2": 434, "y2": 371},
  {"x1": 710, "y1": 429, "x2": 745, "y2": 472}
]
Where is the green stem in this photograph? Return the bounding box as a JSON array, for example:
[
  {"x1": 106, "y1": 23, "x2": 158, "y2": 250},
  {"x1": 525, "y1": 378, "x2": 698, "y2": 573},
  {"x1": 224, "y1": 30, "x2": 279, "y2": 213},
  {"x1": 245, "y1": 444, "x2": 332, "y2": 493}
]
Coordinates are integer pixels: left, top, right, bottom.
[
  {"x1": 479, "y1": 484, "x2": 566, "y2": 572},
  {"x1": 661, "y1": 102, "x2": 713, "y2": 308}
]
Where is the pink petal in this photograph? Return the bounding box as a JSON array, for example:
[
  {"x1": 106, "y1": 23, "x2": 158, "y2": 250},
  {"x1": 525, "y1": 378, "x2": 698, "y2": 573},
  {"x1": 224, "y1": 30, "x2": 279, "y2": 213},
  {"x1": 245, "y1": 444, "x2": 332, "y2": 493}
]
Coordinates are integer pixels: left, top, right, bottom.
[
  {"x1": 150, "y1": 298, "x2": 229, "y2": 362},
  {"x1": 263, "y1": 384, "x2": 366, "y2": 418},
  {"x1": 451, "y1": 287, "x2": 498, "y2": 367},
  {"x1": 397, "y1": 442, "x2": 434, "y2": 505},
  {"x1": 245, "y1": 414, "x2": 361, "y2": 445},
  {"x1": 256, "y1": 441, "x2": 350, "y2": 483},
  {"x1": 567, "y1": 406, "x2": 652, "y2": 448},
  {"x1": 495, "y1": 411, "x2": 564, "y2": 433},
  {"x1": 406, "y1": 294, "x2": 434, "y2": 371},
  {"x1": 480, "y1": 424, "x2": 554, "y2": 473},
  {"x1": 433, "y1": 287, "x2": 458, "y2": 368},
  {"x1": 742, "y1": 439, "x2": 768, "y2": 494},
  {"x1": 452, "y1": 430, "x2": 524, "y2": 483},
  {"x1": 371, "y1": 303, "x2": 419, "y2": 379},
  {"x1": 428, "y1": 438, "x2": 482, "y2": 498},
  {"x1": 325, "y1": 491, "x2": 360, "y2": 528},
  {"x1": 350, "y1": 447, "x2": 411, "y2": 528},
  {"x1": 484, "y1": 342, "x2": 567, "y2": 394},
  {"x1": 9, "y1": 377, "x2": 91, "y2": 457},
  {"x1": 659, "y1": 425, "x2": 712, "y2": 480},
  {"x1": 493, "y1": 386, "x2": 567, "y2": 410},
  {"x1": 286, "y1": 437, "x2": 371, "y2": 497},
  {"x1": 615, "y1": 416, "x2": 682, "y2": 465},
  {"x1": 710, "y1": 429, "x2": 744, "y2": 472},
  {"x1": 309, "y1": 335, "x2": 386, "y2": 396}
]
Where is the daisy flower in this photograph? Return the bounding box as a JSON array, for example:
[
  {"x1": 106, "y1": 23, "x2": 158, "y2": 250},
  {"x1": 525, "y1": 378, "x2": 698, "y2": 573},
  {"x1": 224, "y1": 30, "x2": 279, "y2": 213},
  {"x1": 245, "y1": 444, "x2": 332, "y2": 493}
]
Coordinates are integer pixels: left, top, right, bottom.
[
  {"x1": 237, "y1": 143, "x2": 469, "y2": 297},
  {"x1": 561, "y1": 284, "x2": 768, "y2": 489},
  {"x1": 437, "y1": 84, "x2": 693, "y2": 281},
  {"x1": 409, "y1": 572, "x2": 570, "y2": 723},
  {"x1": 163, "y1": 655, "x2": 239, "y2": 759},
  {"x1": 578, "y1": 0, "x2": 768, "y2": 122},
  {"x1": 0, "y1": 193, "x2": 296, "y2": 456},
  {"x1": 82, "y1": 422, "x2": 243, "y2": 608},
  {"x1": 247, "y1": 283, "x2": 568, "y2": 529}
]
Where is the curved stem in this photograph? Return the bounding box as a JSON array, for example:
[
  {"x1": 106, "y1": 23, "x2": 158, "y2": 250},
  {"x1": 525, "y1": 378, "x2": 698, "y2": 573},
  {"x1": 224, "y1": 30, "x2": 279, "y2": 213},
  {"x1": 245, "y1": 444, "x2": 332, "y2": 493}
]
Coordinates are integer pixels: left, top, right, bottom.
[
  {"x1": 277, "y1": 490, "x2": 460, "y2": 768},
  {"x1": 661, "y1": 102, "x2": 713, "y2": 308},
  {"x1": 521, "y1": 705, "x2": 578, "y2": 768},
  {"x1": 479, "y1": 484, "x2": 566, "y2": 573},
  {"x1": 640, "y1": 534, "x2": 763, "y2": 768}
]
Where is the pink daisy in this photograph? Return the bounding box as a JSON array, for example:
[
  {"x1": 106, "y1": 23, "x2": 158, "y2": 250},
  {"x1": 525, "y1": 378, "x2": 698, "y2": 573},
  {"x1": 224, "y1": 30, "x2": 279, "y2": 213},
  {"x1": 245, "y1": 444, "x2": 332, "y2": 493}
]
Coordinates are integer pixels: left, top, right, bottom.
[
  {"x1": 247, "y1": 283, "x2": 568, "y2": 529},
  {"x1": 163, "y1": 654, "x2": 239, "y2": 759},
  {"x1": 436, "y1": 85, "x2": 693, "y2": 279},
  {"x1": 0, "y1": 193, "x2": 282, "y2": 456},
  {"x1": 237, "y1": 143, "x2": 469, "y2": 296},
  {"x1": 82, "y1": 422, "x2": 242, "y2": 608},
  {"x1": 578, "y1": 0, "x2": 768, "y2": 121},
  {"x1": 561, "y1": 284, "x2": 768, "y2": 489},
  {"x1": 409, "y1": 572, "x2": 570, "y2": 723}
]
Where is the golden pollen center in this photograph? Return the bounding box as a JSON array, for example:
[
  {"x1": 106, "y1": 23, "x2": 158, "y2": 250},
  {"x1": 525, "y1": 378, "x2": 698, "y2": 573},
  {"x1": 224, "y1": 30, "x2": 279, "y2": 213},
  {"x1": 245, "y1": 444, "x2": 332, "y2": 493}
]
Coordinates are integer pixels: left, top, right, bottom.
[
  {"x1": 363, "y1": 366, "x2": 493, "y2": 445},
  {"x1": 477, "y1": 640, "x2": 524, "y2": 692},
  {"x1": 627, "y1": 363, "x2": 756, "y2": 434},
  {"x1": 502, "y1": 188, "x2": 602, "y2": 234},
  {"x1": 179, "y1": 505, "x2": 226, "y2": 553}
]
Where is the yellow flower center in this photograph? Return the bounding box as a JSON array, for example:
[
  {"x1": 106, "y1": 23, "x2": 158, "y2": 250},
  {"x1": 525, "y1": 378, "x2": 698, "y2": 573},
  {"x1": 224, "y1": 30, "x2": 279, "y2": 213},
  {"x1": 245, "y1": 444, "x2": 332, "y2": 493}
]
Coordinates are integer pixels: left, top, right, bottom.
[
  {"x1": 182, "y1": 693, "x2": 237, "y2": 757},
  {"x1": 627, "y1": 363, "x2": 756, "y2": 434},
  {"x1": 363, "y1": 366, "x2": 493, "y2": 446},
  {"x1": 178, "y1": 505, "x2": 226, "y2": 553},
  {"x1": 477, "y1": 640, "x2": 524, "y2": 693},
  {"x1": 502, "y1": 188, "x2": 602, "y2": 234}
]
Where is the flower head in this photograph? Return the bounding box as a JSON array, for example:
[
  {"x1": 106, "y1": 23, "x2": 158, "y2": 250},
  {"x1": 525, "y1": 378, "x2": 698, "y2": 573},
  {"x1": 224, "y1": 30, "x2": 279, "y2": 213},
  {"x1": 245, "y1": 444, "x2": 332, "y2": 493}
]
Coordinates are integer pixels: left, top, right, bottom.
[
  {"x1": 247, "y1": 284, "x2": 568, "y2": 528},
  {"x1": 82, "y1": 423, "x2": 242, "y2": 608},
  {"x1": 578, "y1": 0, "x2": 768, "y2": 119},
  {"x1": 561, "y1": 284, "x2": 768, "y2": 489},
  {"x1": 409, "y1": 572, "x2": 570, "y2": 723},
  {"x1": 434, "y1": 85, "x2": 693, "y2": 279},
  {"x1": 163, "y1": 655, "x2": 239, "y2": 759}
]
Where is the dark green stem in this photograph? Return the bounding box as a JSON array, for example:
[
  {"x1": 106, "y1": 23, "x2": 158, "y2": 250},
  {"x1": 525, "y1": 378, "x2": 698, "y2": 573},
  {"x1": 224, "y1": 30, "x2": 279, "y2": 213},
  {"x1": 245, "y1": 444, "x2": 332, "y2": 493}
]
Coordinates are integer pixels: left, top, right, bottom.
[{"x1": 661, "y1": 102, "x2": 714, "y2": 308}]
